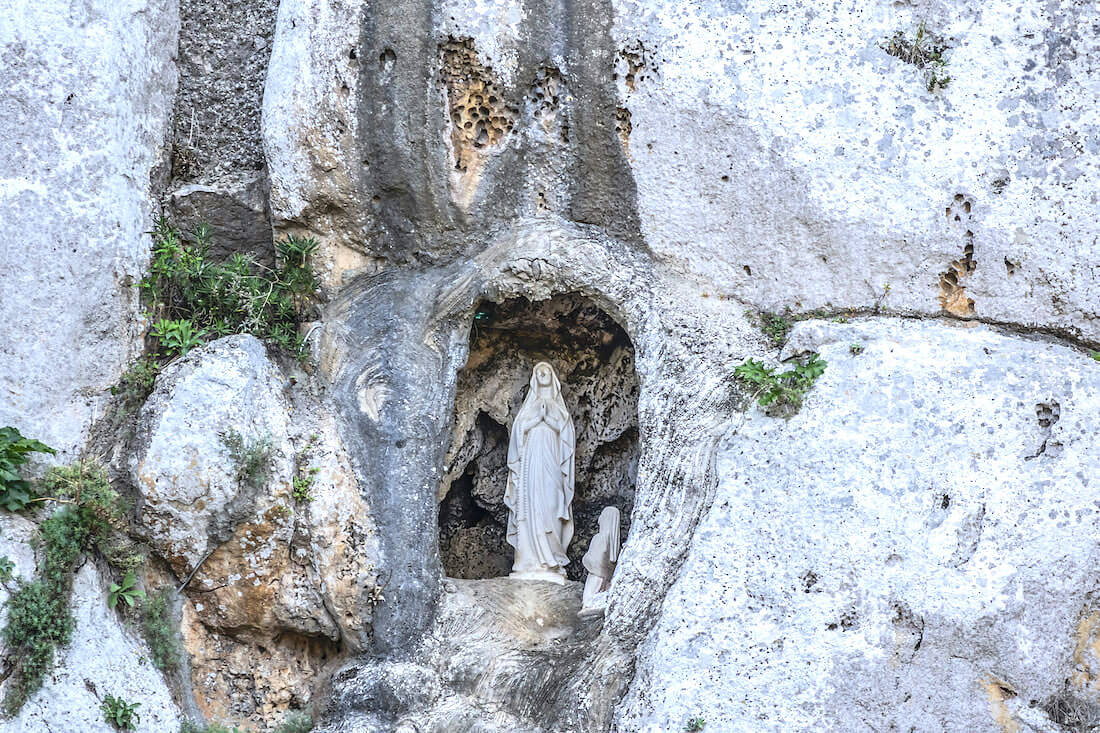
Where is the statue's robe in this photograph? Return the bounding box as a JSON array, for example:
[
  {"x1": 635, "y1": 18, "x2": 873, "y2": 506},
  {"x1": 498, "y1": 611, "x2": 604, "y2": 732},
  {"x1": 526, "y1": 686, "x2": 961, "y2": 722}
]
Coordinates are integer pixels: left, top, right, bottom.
[{"x1": 505, "y1": 399, "x2": 575, "y2": 575}]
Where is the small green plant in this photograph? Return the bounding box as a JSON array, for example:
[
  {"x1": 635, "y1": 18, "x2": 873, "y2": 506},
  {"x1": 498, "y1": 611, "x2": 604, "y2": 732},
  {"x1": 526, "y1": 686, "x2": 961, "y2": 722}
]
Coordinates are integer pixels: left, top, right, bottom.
[
  {"x1": 220, "y1": 430, "x2": 273, "y2": 490},
  {"x1": 745, "y1": 310, "x2": 794, "y2": 348},
  {"x1": 882, "y1": 22, "x2": 951, "y2": 92},
  {"x1": 735, "y1": 353, "x2": 828, "y2": 417},
  {"x1": 141, "y1": 589, "x2": 180, "y2": 670},
  {"x1": 102, "y1": 694, "x2": 141, "y2": 730},
  {"x1": 152, "y1": 318, "x2": 207, "y2": 357},
  {"x1": 141, "y1": 588, "x2": 181, "y2": 672},
  {"x1": 1091, "y1": 351, "x2": 1100, "y2": 362},
  {"x1": 274, "y1": 710, "x2": 313, "y2": 733},
  {"x1": 140, "y1": 219, "x2": 318, "y2": 359},
  {"x1": 849, "y1": 343, "x2": 864, "y2": 355},
  {"x1": 0, "y1": 426, "x2": 55, "y2": 512},
  {"x1": 292, "y1": 434, "x2": 320, "y2": 503},
  {"x1": 685, "y1": 717, "x2": 706, "y2": 732},
  {"x1": 292, "y1": 470, "x2": 319, "y2": 503},
  {"x1": 111, "y1": 356, "x2": 161, "y2": 409},
  {"x1": 2, "y1": 579, "x2": 74, "y2": 715},
  {"x1": 0, "y1": 555, "x2": 14, "y2": 583},
  {"x1": 108, "y1": 570, "x2": 146, "y2": 609}
]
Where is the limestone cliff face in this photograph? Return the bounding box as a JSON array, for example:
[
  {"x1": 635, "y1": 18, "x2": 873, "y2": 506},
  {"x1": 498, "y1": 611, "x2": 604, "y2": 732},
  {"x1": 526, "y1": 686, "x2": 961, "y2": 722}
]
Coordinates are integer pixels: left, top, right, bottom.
[{"x1": 0, "y1": 0, "x2": 1098, "y2": 732}]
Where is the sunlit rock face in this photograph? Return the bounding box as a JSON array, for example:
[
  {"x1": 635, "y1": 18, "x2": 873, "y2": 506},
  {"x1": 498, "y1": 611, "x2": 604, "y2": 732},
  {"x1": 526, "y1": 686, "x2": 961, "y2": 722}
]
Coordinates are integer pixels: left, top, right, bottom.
[
  {"x1": 617, "y1": 319, "x2": 1100, "y2": 732},
  {"x1": 0, "y1": 0, "x2": 177, "y2": 456},
  {"x1": 1, "y1": 0, "x2": 1097, "y2": 731},
  {"x1": 131, "y1": 335, "x2": 381, "y2": 727},
  {"x1": 260, "y1": 0, "x2": 1099, "y2": 730}
]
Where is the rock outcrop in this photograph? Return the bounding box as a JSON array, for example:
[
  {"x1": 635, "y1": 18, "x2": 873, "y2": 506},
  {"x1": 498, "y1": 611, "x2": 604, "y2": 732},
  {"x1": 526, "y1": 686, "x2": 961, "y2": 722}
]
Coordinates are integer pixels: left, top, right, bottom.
[
  {"x1": 617, "y1": 318, "x2": 1100, "y2": 732},
  {"x1": 131, "y1": 335, "x2": 381, "y2": 727}
]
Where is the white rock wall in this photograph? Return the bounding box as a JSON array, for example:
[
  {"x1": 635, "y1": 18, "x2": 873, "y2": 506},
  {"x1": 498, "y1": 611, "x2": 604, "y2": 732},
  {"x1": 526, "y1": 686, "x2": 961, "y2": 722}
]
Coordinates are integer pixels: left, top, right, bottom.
[
  {"x1": 616, "y1": 318, "x2": 1100, "y2": 732},
  {"x1": 0, "y1": 0, "x2": 179, "y2": 455},
  {"x1": 613, "y1": 0, "x2": 1099, "y2": 339}
]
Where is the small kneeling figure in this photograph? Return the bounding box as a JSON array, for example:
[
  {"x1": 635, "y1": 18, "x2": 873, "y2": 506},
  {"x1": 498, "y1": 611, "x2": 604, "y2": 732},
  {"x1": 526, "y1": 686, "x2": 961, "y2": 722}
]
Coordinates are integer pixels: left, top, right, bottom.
[{"x1": 581, "y1": 506, "x2": 621, "y2": 615}]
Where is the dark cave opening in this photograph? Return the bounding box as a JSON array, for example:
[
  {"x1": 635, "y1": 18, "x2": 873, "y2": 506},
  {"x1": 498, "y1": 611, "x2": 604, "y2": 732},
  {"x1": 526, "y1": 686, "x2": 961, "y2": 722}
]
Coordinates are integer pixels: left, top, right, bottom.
[{"x1": 438, "y1": 293, "x2": 639, "y2": 582}]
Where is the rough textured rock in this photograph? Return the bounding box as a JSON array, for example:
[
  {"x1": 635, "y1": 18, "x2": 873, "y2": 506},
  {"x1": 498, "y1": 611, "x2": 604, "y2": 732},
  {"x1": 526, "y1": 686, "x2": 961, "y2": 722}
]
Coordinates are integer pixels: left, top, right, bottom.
[
  {"x1": 0, "y1": 0, "x2": 178, "y2": 456},
  {"x1": 316, "y1": 578, "x2": 595, "y2": 732},
  {"x1": 131, "y1": 335, "x2": 380, "y2": 728},
  {"x1": 170, "y1": 0, "x2": 278, "y2": 184},
  {"x1": 609, "y1": 0, "x2": 1100, "y2": 340},
  {"x1": 265, "y1": 0, "x2": 1098, "y2": 338},
  {"x1": 5, "y1": 0, "x2": 1100, "y2": 730},
  {"x1": 617, "y1": 318, "x2": 1100, "y2": 732},
  {"x1": 166, "y1": 0, "x2": 278, "y2": 264},
  {"x1": 132, "y1": 335, "x2": 296, "y2": 575},
  {"x1": 320, "y1": 218, "x2": 750, "y2": 729},
  {"x1": 168, "y1": 174, "x2": 274, "y2": 265},
  {"x1": 3, "y1": 562, "x2": 182, "y2": 732}
]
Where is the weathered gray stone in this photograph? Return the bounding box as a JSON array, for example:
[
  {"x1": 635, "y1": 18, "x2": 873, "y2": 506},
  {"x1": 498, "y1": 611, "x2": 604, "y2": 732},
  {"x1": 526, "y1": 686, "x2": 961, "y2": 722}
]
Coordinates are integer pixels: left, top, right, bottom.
[
  {"x1": 616, "y1": 318, "x2": 1100, "y2": 732},
  {"x1": 265, "y1": 0, "x2": 1098, "y2": 338},
  {"x1": 167, "y1": 173, "x2": 274, "y2": 265},
  {"x1": 170, "y1": 0, "x2": 279, "y2": 184},
  {"x1": 0, "y1": 0, "x2": 178, "y2": 456},
  {"x1": 131, "y1": 335, "x2": 294, "y2": 575}
]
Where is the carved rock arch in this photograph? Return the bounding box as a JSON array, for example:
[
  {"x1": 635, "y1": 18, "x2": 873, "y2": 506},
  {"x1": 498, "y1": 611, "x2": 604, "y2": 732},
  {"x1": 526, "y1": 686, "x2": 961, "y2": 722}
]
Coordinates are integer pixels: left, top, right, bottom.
[{"x1": 319, "y1": 219, "x2": 744, "y2": 730}]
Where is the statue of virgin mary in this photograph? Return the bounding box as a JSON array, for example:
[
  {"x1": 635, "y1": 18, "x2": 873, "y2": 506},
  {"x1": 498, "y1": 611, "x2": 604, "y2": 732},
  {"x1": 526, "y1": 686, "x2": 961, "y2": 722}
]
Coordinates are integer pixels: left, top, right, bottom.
[{"x1": 504, "y1": 361, "x2": 576, "y2": 583}]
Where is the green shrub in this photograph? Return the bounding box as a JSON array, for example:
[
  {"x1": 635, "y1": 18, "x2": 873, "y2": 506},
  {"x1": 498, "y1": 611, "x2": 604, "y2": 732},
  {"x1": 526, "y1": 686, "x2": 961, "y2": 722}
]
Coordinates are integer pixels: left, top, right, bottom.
[
  {"x1": 142, "y1": 588, "x2": 181, "y2": 672},
  {"x1": 40, "y1": 463, "x2": 139, "y2": 571},
  {"x1": 220, "y1": 430, "x2": 273, "y2": 490},
  {"x1": 735, "y1": 353, "x2": 827, "y2": 417},
  {"x1": 1, "y1": 579, "x2": 74, "y2": 715},
  {"x1": 1091, "y1": 351, "x2": 1100, "y2": 362},
  {"x1": 0, "y1": 426, "x2": 55, "y2": 512},
  {"x1": 685, "y1": 717, "x2": 706, "y2": 732},
  {"x1": 0, "y1": 555, "x2": 13, "y2": 583},
  {"x1": 1, "y1": 461, "x2": 133, "y2": 716},
  {"x1": 102, "y1": 694, "x2": 141, "y2": 730},
  {"x1": 274, "y1": 711, "x2": 313, "y2": 733},
  {"x1": 140, "y1": 219, "x2": 318, "y2": 359}
]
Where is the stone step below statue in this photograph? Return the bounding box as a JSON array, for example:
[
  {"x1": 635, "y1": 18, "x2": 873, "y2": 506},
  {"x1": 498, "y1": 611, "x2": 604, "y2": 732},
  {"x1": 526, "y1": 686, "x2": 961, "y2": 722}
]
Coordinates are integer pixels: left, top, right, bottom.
[{"x1": 316, "y1": 577, "x2": 602, "y2": 733}]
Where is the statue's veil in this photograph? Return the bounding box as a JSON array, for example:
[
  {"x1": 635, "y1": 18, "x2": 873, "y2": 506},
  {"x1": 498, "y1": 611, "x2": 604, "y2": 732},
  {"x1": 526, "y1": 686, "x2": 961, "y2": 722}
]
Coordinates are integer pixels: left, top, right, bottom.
[{"x1": 516, "y1": 361, "x2": 567, "y2": 419}]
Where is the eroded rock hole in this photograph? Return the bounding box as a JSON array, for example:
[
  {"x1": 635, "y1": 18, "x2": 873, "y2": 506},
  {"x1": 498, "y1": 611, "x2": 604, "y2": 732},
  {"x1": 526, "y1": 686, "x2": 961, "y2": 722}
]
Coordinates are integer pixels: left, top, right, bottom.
[{"x1": 438, "y1": 294, "x2": 639, "y2": 581}]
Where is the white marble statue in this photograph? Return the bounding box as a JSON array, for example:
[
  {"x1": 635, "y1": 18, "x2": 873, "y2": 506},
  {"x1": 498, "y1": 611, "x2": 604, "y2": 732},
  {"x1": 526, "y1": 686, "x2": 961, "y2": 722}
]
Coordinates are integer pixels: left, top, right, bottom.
[
  {"x1": 504, "y1": 361, "x2": 576, "y2": 584},
  {"x1": 580, "y1": 506, "x2": 621, "y2": 614}
]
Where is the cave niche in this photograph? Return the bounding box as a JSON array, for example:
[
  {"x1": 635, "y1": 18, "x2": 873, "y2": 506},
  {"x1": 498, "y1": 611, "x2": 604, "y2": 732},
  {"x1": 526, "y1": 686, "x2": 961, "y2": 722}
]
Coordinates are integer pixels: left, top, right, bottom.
[{"x1": 438, "y1": 293, "x2": 639, "y2": 582}]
